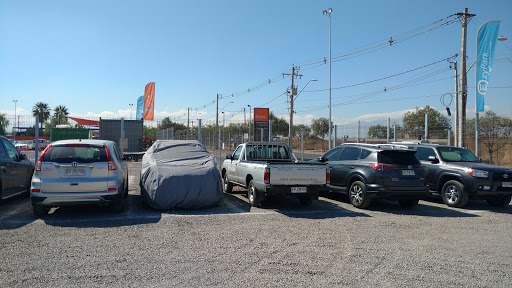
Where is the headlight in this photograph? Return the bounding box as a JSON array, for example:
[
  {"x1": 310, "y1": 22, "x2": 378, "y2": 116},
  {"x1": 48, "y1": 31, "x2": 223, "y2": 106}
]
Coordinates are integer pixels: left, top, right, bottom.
[{"x1": 466, "y1": 168, "x2": 489, "y2": 178}]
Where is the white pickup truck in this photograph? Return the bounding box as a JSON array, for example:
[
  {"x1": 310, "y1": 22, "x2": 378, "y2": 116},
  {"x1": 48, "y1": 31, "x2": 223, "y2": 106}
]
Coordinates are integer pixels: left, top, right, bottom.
[{"x1": 221, "y1": 142, "x2": 330, "y2": 206}]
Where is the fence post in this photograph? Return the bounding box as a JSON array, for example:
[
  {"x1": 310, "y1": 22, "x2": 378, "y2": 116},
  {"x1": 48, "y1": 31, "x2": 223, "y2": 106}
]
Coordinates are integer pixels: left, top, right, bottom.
[
  {"x1": 475, "y1": 113, "x2": 479, "y2": 156},
  {"x1": 393, "y1": 125, "x2": 397, "y2": 142},
  {"x1": 448, "y1": 129, "x2": 451, "y2": 146},
  {"x1": 198, "y1": 119, "x2": 202, "y2": 143},
  {"x1": 35, "y1": 115, "x2": 39, "y2": 162},
  {"x1": 357, "y1": 121, "x2": 360, "y2": 143},
  {"x1": 334, "y1": 125, "x2": 338, "y2": 147},
  {"x1": 269, "y1": 120, "x2": 272, "y2": 142},
  {"x1": 425, "y1": 114, "x2": 428, "y2": 143},
  {"x1": 120, "y1": 118, "x2": 125, "y2": 154},
  {"x1": 301, "y1": 131, "x2": 304, "y2": 161},
  {"x1": 387, "y1": 118, "x2": 390, "y2": 143}
]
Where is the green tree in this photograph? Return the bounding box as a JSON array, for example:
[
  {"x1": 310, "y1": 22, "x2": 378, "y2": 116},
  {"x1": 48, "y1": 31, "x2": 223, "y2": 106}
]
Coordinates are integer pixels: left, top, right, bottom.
[
  {"x1": 367, "y1": 123, "x2": 403, "y2": 139},
  {"x1": 311, "y1": 118, "x2": 330, "y2": 151},
  {"x1": 54, "y1": 105, "x2": 69, "y2": 124},
  {"x1": 0, "y1": 113, "x2": 9, "y2": 135},
  {"x1": 293, "y1": 124, "x2": 311, "y2": 136},
  {"x1": 269, "y1": 112, "x2": 289, "y2": 136},
  {"x1": 402, "y1": 106, "x2": 450, "y2": 139},
  {"x1": 467, "y1": 111, "x2": 512, "y2": 165},
  {"x1": 32, "y1": 102, "x2": 51, "y2": 129}
]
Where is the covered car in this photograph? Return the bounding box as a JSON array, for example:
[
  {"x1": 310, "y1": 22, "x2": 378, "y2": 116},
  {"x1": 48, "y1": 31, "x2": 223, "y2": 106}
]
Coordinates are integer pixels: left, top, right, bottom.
[{"x1": 140, "y1": 140, "x2": 222, "y2": 210}]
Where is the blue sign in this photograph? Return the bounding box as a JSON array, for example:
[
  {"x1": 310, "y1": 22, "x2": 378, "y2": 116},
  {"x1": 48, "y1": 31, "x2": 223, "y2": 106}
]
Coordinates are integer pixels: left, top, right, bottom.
[
  {"x1": 476, "y1": 21, "x2": 500, "y2": 112},
  {"x1": 136, "y1": 96, "x2": 144, "y2": 120}
]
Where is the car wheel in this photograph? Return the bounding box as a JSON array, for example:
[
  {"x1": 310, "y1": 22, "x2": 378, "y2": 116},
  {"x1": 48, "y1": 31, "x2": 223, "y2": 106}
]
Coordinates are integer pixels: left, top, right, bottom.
[
  {"x1": 398, "y1": 199, "x2": 419, "y2": 208},
  {"x1": 32, "y1": 205, "x2": 49, "y2": 217},
  {"x1": 441, "y1": 180, "x2": 468, "y2": 208},
  {"x1": 124, "y1": 177, "x2": 129, "y2": 197},
  {"x1": 486, "y1": 195, "x2": 511, "y2": 208},
  {"x1": 247, "y1": 180, "x2": 261, "y2": 207},
  {"x1": 299, "y1": 195, "x2": 313, "y2": 206},
  {"x1": 223, "y1": 174, "x2": 233, "y2": 193},
  {"x1": 349, "y1": 181, "x2": 371, "y2": 209}
]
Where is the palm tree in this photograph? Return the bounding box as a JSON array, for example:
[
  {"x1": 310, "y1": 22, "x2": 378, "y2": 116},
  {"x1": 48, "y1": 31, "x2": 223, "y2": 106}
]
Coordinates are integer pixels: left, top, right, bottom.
[
  {"x1": 0, "y1": 113, "x2": 9, "y2": 135},
  {"x1": 32, "y1": 102, "x2": 51, "y2": 129},
  {"x1": 54, "y1": 105, "x2": 69, "y2": 124}
]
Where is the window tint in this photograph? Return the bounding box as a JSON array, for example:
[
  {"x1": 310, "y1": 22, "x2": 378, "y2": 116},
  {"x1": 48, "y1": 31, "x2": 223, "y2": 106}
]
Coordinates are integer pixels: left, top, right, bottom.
[
  {"x1": 322, "y1": 147, "x2": 343, "y2": 161},
  {"x1": 3, "y1": 139, "x2": 19, "y2": 159},
  {"x1": 415, "y1": 147, "x2": 436, "y2": 161},
  {"x1": 359, "y1": 149, "x2": 372, "y2": 160},
  {"x1": 0, "y1": 140, "x2": 7, "y2": 158},
  {"x1": 43, "y1": 145, "x2": 108, "y2": 163},
  {"x1": 232, "y1": 146, "x2": 243, "y2": 160},
  {"x1": 340, "y1": 147, "x2": 361, "y2": 161},
  {"x1": 378, "y1": 151, "x2": 420, "y2": 165}
]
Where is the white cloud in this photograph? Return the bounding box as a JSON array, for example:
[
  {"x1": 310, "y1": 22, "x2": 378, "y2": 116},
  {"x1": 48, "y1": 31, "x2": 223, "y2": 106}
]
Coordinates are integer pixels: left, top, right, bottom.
[{"x1": 338, "y1": 109, "x2": 416, "y2": 125}]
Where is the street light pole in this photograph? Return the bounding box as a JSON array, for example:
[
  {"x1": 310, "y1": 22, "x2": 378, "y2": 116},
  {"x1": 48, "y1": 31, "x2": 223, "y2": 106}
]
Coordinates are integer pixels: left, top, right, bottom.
[
  {"x1": 218, "y1": 102, "x2": 233, "y2": 167},
  {"x1": 13, "y1": 100, "x2": 17, "y2": 141},
  {"x1": 323, "y1": 8, "x2": 333, "y2": 150},
  {"x1": 129, "y1": 103, "x2": 133, "y2": 120}
]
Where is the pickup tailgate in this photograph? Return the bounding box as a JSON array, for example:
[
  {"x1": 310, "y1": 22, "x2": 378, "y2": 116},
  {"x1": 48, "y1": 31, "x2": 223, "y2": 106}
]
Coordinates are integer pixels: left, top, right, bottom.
[{"x1": 268, "y1": 165, "x2": 327, "y2": 185}]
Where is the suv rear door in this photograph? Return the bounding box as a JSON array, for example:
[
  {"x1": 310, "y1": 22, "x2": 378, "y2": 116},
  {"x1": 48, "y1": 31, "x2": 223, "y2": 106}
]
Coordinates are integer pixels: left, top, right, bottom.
[
  {"x1": 377, "y1": 150, "x2": 424, "y2": 187},
  {"x1": 333, "y1": 146, "x2": 362, "y2": 188},
  {"x1": 39, "y1": 144, "x2": 110, "y2": 193}
]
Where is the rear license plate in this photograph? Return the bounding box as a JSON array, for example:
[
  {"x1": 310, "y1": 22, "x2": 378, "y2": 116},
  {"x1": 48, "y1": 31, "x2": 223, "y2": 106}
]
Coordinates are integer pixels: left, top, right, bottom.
[
  {"x1": 402, "y1": 170, "x2": 415, "y2": 176},
  {"x1": 291, "y1": 187, "x2": 307, "y2": 193},
  {"x1": 503, "y1": 182, "x2": 512, "y2": 188},
  {"x1": 65, "y1": 169, "x2": 85, "y2": 176}
]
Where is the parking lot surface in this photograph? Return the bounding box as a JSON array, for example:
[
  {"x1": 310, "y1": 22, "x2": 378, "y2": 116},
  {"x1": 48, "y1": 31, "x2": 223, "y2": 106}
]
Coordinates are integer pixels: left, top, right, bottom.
[{"x1": 1, "y1": 161, "x2": 512, "y2": 287}]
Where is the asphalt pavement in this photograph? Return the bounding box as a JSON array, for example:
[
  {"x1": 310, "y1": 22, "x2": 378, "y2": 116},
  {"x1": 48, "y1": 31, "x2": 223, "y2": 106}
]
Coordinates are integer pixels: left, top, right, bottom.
[{"x1": 1, "y1": 161, "x2": 511, "y2": 287}]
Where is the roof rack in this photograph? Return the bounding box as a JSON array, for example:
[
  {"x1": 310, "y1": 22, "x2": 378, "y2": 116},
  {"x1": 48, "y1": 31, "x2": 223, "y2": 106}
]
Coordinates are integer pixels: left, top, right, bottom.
[{"x1": 342, "y1": 143, "x2": 411, "y2": 150}]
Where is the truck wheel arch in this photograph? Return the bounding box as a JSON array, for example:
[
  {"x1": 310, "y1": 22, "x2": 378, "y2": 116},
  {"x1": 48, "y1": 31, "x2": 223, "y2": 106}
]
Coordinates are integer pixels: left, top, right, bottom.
[
  {"x1": 245, "y1": 175, "x2": 253, "y2": 188},
  {"x1": 437, "y1": 174, "x2": 462, "y2": 192}
]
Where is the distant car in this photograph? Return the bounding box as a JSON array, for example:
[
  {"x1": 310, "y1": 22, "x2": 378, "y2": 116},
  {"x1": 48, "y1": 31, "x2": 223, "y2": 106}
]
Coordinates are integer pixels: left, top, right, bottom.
[
  {"x1": 30, "y1": 139, "x2": 129, "y2": 217},
  {"x1": 35, "y1": 139, "x2": 50, "y2": 149},
  {"x1": 0, "y1": 136, "x2": 34, "y2": 200},
  {"x1": 14, "y1": 142, "x2": 28, "y2": 151},
  {"x1": 310, "y1": 143, "x2": 429, "y2": 209},
  {"x1": 402, "y1": 143, "x2": 512, "y2": 208}
]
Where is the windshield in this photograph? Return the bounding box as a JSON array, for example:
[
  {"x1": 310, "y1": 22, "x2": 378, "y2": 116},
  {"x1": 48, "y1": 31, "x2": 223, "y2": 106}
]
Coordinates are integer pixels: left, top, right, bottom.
[{"x1": 438, "y1": 147, "x2": 479, "y2": 162}]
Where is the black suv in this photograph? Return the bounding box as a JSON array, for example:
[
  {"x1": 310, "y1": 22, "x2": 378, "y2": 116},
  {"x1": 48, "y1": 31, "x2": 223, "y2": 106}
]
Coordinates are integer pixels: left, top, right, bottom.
[
  {"x1": 311, "y1": 143, "x2": 428, "y2": 209},
  {"x1": 403, "y1": 143, "x2": 512, "y2": 208}
]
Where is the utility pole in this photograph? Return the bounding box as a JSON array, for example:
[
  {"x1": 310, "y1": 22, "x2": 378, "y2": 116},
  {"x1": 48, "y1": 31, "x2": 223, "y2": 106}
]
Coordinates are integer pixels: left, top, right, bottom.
[
  {"x1": 187, "y1": 107, "x2": 191, "y2": 137},
  {"x1": 283, "y1": 65, "x2": 302, "y2": 148},
  {"x1": 450, "y1": 61, "x2": 459, "y2": 147},
  {"x1": 457, "y1": 8, "x2": 475, "y2": 148},
  {"x1": 216, "y1": 94, "x2": 219, "y2": 127}
]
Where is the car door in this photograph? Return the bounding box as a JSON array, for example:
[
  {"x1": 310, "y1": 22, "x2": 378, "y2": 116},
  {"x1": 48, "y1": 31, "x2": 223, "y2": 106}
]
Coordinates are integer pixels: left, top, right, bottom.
[
  {"x1": 334, "y1": 147, "x2": 362, "y2": 190},
  {"x1": 227, "y1": 145, "x2": 243, "y2": 184},
  {"x1": 1, "y1": 138, "x2": 27, "y2": 196},
  {"x1": 319, "y1": 147, "x2": 344, "y2": 187},
  {"x1": 0, "y1": 140, "x2": 15, "y2": 199},
  {"x1": 414, "y1": 146, "x2": 439, "y2": 189}
]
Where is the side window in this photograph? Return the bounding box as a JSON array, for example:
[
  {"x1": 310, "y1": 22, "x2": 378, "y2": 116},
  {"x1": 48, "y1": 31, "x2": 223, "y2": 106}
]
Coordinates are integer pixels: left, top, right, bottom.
[
  {"x1": 322, "y1": 147, "x2": 343, "y2": 161},
  {"x1": 339, "y1": 147, "x2": 361, "y2": 161},
  {"x1": 232, "y1": 146, "x2": 243, "y2": 160},
  {"x1": 358, "y1": 149, "x2": 372, "y2": 160},
  {"x1": 2, "y1": 139, "x2": 19, "y2": 159},
  {"x1": 112, "y1": 144, "x2": 122, "y2": 161},
  {"x1": 0, "y1": 141, "x2": 7, "y2": 158},
  {"x1": 415, "y1": 147, "x2": 436, "y2": 161}
]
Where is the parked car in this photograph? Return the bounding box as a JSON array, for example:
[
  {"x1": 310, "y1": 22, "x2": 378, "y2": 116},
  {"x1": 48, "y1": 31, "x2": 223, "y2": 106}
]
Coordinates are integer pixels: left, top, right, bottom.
[
  {"x1": 402, "y1": 143, "x2": 512, "y2": 208},
  {"x1": 0, "y1": 136, "x2": 34, "y2": 200},
  {"x1": 310, "y1": 143, "x2": 429, "y2": 209},
  {"x1": 140, "y1": 140, "x2": 222, "y2": 210},
  {"x1": 34, "y1": 139, "x2": 50, "y2": 149},
  {"x1": 30, "y1": 139, "x2": 128, "y2": 216},
  {"x1": 222, "y1": 142, "x2": 330, "y2": 206},
  {"x1": 14, "y1": 142, "x2": 29, "y2": 151}
]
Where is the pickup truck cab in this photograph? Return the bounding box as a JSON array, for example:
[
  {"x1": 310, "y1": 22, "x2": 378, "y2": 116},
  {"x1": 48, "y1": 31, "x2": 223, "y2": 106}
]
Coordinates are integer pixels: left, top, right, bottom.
[{"x1": 221, "y1": 142, "x2": 330, "y2": 206}]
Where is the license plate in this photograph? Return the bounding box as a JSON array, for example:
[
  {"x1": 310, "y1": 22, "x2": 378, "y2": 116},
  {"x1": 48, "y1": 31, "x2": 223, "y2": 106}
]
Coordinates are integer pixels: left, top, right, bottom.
[
  {"x1": 402, "y1": 170, "x2": 415, "y2": 176},
  {"x1": 65, "y1": 169, "x2": 85, "y2": 176},
  {"x1": 291, "y1": 187, "x2": 307, "y2": 193},
  {"x1": 503, "y1": 182, "x2": 512, "y2": 188}
]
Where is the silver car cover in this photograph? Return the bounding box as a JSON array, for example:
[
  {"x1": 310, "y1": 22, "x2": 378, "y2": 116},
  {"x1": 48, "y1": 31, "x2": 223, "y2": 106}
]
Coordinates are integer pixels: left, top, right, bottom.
[{"x1": 140, "y1": 140, "x2": 222, "y2": 210}]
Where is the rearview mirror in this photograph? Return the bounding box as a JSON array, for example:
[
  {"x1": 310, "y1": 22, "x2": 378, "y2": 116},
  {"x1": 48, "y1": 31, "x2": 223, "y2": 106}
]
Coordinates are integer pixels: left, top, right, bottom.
[{"x1": 318, "y1": 156, "x2": 327, "y2": 162}]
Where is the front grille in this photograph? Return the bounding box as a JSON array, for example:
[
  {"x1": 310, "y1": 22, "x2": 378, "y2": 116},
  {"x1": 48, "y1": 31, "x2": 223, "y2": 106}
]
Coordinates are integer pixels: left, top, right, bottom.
[{"x1": 493, "y1": 173, "x2": 512, "y2": 181}]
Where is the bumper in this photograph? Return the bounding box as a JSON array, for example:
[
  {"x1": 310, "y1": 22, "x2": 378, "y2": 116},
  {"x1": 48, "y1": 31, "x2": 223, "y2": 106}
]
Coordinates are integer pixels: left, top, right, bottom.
[
  {"x1": 31, "y1": 191, "x2": 120, "y2": 206},
  {"x1": 467, "y1": 179, "x2": 512, "y2": 197},
  {"x1": 263, "y1": 184, "x2": 327, "y2": 198},
  {"x1": 366, "y1": 184, "x2": 430, "y2": 200}
]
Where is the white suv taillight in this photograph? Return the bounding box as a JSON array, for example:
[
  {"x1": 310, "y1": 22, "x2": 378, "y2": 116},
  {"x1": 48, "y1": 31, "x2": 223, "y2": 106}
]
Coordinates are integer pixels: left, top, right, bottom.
[
  {"x1": 103, "y1": 144, "x2": 117, "y2": 170},
  {"x1": 35, "y1": 144, "x2": 51, "y2": 171},
  {"x1": 264, "y1": 168, "x2": 270, "y2": 184}
]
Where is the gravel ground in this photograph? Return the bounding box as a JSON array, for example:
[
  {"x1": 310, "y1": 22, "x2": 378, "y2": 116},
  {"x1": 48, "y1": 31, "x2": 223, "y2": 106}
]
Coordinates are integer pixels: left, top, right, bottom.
[{"x1": 1, "y1": 161, "x2": 511, "y2": 287}]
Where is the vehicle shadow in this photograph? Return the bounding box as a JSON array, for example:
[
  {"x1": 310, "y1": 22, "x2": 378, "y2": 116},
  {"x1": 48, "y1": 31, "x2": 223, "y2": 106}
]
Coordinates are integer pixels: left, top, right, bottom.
[
  {"x1": 321, "y1": 192, "x2": 481, "y2": 218},
  {"x1": 420, "y1": 197, "x2": 512, "y2": 215},
  {"x1": 225, "y1": 190, "x2": 370, "y2": 219},
  {"x1": 0, "y1": 195, "x2": 35, "y2": 230}
]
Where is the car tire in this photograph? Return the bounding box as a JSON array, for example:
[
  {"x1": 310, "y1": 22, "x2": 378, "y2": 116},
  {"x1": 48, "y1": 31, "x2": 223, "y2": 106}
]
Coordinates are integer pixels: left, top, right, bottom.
[
  {"x1": 486, "y1": 195, "x2": 511, "y2": 208},
  {"x1": 33, "y1": 205, "x2": 49, "y2": 217},
  {"x1": 349, "y1": 181, "x2": 371, "y2": 209},
  {"x1": 398, "y1": 199, "x2": 419, "y2": 208},
  {"x1": 299, "y1": 196, "x2": 313, "y2": 206},
  {"x1": 247, "y1": 180, "x2": 261, "y2": 207},
  {"x1": 441, "y1": 180, "x2": 468, "y2": 208},
  {"x1": 223, "y1": 174, "x2": 233, "y2": 193},
  {"x1": 124, "y1": 178, "x2": 129, "y2": 197}
]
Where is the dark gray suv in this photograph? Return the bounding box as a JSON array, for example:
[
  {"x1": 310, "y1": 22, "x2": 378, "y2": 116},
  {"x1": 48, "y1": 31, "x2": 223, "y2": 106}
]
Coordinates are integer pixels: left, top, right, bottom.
[
  {"x1": 0, "y1": 136, "x2": 34, "y2": 200},
  {"x1": 311, "y1": 143, "x2": 428, "y2": 209},
  {"x1": 403, "y1": 144, "x2": 512, "y2": 208}
]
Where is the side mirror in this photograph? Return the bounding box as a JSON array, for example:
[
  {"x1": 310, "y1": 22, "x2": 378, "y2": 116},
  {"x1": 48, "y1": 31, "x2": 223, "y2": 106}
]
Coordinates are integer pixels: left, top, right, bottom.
[
  {"x1": 226, "y1": 155, "x2": 232, "y2": 160},
  {"x1": 428, "y1": 156, "x2": 439, "y2": 163},
  {"x1": 318, "y1": 156, "x2": 327, "y2": 163}
]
